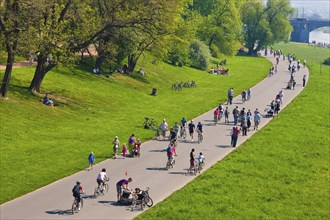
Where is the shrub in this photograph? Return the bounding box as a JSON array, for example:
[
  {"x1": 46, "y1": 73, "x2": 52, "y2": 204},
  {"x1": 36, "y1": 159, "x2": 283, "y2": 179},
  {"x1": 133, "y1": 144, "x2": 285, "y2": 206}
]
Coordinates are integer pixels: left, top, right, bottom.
[
  {"x1": 188, "y1": 39, "x2": 211, "y2": 70},
  {"x1": 323, "y1": 57, "x2": 330, "y2": 65}
]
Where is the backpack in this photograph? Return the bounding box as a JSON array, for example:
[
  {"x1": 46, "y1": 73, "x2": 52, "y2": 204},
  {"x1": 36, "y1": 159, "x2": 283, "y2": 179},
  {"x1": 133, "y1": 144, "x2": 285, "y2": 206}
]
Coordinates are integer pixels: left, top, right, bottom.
[
  {"x1": 72, "y1": 185, "x2": 80, "y2": 195},
  {"x1": 167, "y1": 146, "x2": 172, "y2": 153}
]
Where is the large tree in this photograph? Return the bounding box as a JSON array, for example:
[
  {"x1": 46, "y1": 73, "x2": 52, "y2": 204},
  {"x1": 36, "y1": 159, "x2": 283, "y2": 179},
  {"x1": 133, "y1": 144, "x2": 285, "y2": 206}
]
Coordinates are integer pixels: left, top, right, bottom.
[
  {"x1": 242, "y1": 0, "x2": 293, "y2": 55},
  {"x1": 191, "y1": 0, "x2": 243, "y2": 57},
  {"x1": 0, "y1": 0, "x2": 34, "y2": 97}
]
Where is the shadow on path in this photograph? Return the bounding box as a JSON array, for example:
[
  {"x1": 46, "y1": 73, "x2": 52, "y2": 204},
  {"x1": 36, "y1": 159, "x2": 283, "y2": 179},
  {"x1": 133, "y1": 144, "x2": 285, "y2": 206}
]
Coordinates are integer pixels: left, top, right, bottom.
[{"x1": 45, "y1": 209, "x2": 72, "y2": 216}]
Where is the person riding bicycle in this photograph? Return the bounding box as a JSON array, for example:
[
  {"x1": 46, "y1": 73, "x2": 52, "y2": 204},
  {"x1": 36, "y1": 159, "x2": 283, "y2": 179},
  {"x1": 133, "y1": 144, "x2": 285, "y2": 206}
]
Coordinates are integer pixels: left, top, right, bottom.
[
  {"x1": 166, "y1": 144, "x2": 174, "y2": 161},
  {"x1": 173, "y1": 122, "x2": 180, "y2": 137},
  {"x1": 197, "y1": 122, "x2": 203, "y2": 134},
  {"x1": 96, "y1": 168, "x2": 109, "y2": 191},
  {"x1": 181, "y1": 117, "x2": 187, "y2": 129},
  {"x1": 72, "y1": 181, "x2": 85, "y2": 210}
]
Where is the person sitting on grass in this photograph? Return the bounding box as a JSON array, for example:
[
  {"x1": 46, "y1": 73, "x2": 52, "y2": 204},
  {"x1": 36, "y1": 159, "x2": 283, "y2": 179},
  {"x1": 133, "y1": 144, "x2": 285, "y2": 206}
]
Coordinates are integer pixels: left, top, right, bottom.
[{"x1": 43, "y1": 93, "x2": 54, "y2": 107}]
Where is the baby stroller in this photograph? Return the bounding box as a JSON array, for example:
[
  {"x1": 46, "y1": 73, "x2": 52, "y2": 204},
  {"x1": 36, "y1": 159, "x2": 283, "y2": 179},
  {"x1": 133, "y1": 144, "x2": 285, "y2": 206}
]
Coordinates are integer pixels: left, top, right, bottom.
[
  {"x1": 131, "y1": 187, "x2": 154, "y2": 211},
  {"x1": 132, "y1": 143, "x2": 141, "y2": 158},
  {"x1": 264, "y1": 108, "x2": 274, "y2": 118},
  {"x1": 120, "y1": 189, "x2": 134, "y2": 205}
]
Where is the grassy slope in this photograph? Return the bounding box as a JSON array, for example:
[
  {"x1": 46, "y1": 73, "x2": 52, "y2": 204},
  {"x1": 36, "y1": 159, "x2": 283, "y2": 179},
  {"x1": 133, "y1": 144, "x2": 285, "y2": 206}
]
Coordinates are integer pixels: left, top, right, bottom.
[
  {"x1": 0, "y1": 54, "x2": 270, "y2": 204},
  {"x1": 136, "y1": 43, "x2": 330, "y2": 219}
]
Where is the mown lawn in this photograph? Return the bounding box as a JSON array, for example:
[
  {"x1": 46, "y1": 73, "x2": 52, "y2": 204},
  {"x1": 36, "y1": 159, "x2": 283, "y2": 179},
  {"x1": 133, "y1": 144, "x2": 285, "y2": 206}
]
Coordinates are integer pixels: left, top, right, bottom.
[
  {"x1": 135, "y1": 43, "x2": 330, "y2": 219},
  {"x1": 0, "y1": 53, "x2": 271, "y2": 204}
]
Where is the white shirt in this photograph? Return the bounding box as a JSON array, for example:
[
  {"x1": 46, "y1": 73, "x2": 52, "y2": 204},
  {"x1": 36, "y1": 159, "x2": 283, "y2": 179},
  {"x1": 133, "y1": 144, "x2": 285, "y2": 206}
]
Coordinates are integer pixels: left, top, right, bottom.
[
  {"x1": 97, "y1": 171, "x2": 107, "y2": 180},
  {"x1": 161, "y1": 122, "x2": 168, "y2": 131},
  {"x1": 198, "y1": 154, "x2": 205, "y2": 163}
]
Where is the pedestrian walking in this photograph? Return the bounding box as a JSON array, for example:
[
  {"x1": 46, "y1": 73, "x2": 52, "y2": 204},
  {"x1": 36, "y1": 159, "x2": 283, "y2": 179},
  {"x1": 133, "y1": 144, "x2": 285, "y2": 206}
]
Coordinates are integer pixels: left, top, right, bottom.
[
  {"x1": 88, "y1": 152, "x2": 95, "y2": 170},
  {"x1": 247, "y1": 88, "x2": 252, "y2": 101},
  {"x1": 122, "y1": 143, "x2": 127, "y2": 159},
  {"x1": 254, "y1": 109, "x2": 261, "y2": 130},
  {"x1": 303, "y1": 75, "x2": 307, "y2": 87},
  {"x1": 224, "y1": 106, "x2": 230, "y2": 124},
  {"x1": 230, "y1": 127, "x2": 240, "y2": 147},
  {"x1": 113, "y1": 136, "x2": 120, "y2": 159},
  {"x1": 246, "y1": 110, "x2": 252, "y2": 131},
  {"x1": 232, "y1": 106, "x2": 239, "y2": 125}
]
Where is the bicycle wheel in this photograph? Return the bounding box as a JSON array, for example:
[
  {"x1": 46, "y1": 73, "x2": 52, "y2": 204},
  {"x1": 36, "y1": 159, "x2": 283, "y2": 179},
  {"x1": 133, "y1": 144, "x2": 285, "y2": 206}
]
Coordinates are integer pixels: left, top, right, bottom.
[
  {"x1": 144, "y1": 196, "x2": 154, "y2": 207},
  {"x1": 182, "y1": 130, "x2": 186, "y2": 139},
  {"x1": 71, "y1": 202, "x2": 76, "y2": 214},
  {"x1": 104, "y1": 183, "x2": 109, "y2": 193},
  {"x1": 94, "y1": 187, "x2": 99, "y2": 198}
]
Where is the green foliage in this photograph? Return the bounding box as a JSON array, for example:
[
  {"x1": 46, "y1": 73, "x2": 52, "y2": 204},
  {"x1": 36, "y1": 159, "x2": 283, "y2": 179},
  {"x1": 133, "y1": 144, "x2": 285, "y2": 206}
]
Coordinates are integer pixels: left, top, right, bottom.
[
  {"x1": 188, "y1": 39, "x2": 211, "y2": 70},
  {"x1": 192, "y1": 0, "x2": 243, "y2": 57},
  {"x1": 323, "y1": 57, "x2": 330, "y2": 65},
  {"x1": 0, "y1": 52, "x2": 270, "y2": 204},
  {"x1": 242, "y1": 0, "x2": 293, "y2": 54},
  {"x1": 135, "y1": 43, "x2": 330, "y2": 219}
]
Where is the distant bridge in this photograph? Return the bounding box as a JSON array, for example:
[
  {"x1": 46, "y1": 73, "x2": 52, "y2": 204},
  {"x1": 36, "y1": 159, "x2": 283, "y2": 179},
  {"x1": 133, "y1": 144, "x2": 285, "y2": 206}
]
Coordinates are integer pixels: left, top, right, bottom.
[{"x1": 290, "y1": 18, "x2": 330, "y2": 43}]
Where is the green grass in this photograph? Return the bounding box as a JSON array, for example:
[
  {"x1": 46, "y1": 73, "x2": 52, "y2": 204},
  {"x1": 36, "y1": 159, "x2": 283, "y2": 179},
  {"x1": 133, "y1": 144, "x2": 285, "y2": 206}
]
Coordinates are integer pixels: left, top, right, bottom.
[
  {"x1": 0, "y1": 53, "x2": 271, "y2": 204},
  {"x1": 135, "y1": 43, "x2": 330, "y2": 219}
]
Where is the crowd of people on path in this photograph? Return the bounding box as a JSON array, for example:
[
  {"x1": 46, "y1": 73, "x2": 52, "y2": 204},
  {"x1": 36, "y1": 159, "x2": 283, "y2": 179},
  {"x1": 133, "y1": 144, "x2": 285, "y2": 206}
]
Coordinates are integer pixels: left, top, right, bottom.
[{"x1": 72, "y1": 47, "x2": 308, "y2": 210}]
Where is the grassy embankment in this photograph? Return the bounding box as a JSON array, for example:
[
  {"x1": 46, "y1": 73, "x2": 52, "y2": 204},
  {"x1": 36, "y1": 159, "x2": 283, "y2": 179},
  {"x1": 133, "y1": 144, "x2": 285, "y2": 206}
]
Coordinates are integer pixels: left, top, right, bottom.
[
  {"x1": 136, "y1": 43, "x2": 330, "y2": 219},
  {"x1": 0, "y1": 53, "x2": 271, "y2": 204}
]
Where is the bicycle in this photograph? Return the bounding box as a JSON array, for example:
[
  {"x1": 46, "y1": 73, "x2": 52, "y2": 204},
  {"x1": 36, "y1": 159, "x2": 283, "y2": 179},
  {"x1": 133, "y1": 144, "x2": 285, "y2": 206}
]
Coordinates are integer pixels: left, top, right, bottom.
[
  {"x1": 197, "y1": 130, "x2": 203, "y2": 144},
  {"x1": 131, "y1": 187, "x2": 154, "y2": 211},
  {"x1": 142, "y1": 117, "x2": 158, "y2": 129},
  {"x1": 71, "y1": 197, "x2": 83, "y2": 214},
  {"x1": 214, "y1": 115, "x2": 218, "y2": 125},
  {"x1": 94, "y1": 181, "x2": 109, "y2": 198},
  {"x1": 180, "y1": 126, "x2": 187, "y2": 139}
]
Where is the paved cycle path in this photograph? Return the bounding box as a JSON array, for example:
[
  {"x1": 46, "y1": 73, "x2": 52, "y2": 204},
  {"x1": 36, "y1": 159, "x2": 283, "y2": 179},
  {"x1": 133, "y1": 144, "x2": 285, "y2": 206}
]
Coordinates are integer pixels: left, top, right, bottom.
[{"x1": 0, "y1": 53, "x2": 309, "y2": 220}]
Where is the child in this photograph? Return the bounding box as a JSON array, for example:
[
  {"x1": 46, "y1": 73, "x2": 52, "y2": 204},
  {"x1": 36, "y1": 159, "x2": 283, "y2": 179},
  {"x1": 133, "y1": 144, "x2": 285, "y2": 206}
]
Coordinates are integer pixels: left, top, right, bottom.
[
  {"x1": 88, "y1": 152, "x2": 95, "y2": 170},
  {"x1": 122, "y1": 143, "x2": 128, "y2": 159}
]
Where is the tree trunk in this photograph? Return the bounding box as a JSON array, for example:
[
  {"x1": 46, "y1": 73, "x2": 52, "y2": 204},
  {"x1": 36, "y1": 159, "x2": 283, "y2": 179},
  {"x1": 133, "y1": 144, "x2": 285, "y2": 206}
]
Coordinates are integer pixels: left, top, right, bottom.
[
  {"x1": 29, "y1": 55, "x2": 55, "y2": 92},
  {"x1": 95, "y1": 52, "x2": 105, "y2": 71},
  {"x1": 1, "y1": 51, "x2": 14, "y2": 97},
  {"x1": 127, "y1": 54, "x2": 137, "y2": 73}
]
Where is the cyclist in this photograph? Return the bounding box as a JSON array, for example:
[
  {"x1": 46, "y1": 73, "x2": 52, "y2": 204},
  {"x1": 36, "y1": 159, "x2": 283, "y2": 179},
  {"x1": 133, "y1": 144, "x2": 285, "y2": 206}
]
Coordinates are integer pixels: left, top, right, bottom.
[
  {"x1": 116, "y1": 178, "x2": 132, "y2": 202},
  {"x1": 180, "y1": 118, "x2": 187, "y2": 138},
  {"x1": 169, "y1": 128, "x2": 177, "y2": 149},
  {"x1": 72, "y1": 181, "x2": 85, "y2": 210},
  {"x1": 218, "y1": 104, "x2": 224, "y2": 121},
  {"x1": 96, "y1": 168, "x2": 109, "y2": 191},
  {"x1": 173, "y1": 122, "x2": 180, "y2": 138},
  {"x1": 188, "y1": 120, "x2": 195, "y2": 142},
  {"x1": 166, "y1": 143, "x2": 174, "y2": 161},
  {"x1": 197, "y1": 122, "x2": 203, "y2": 134}
]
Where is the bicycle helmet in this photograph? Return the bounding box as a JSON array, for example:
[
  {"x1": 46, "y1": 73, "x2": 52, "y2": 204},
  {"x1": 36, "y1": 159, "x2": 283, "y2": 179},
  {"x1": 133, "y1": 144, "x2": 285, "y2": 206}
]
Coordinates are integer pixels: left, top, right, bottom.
[
  {"x1": 76, "y1": 180, "x2": 81, "y2": 184},
  {"x1": 115, "y1": 136, "x2": 118, "y2": 139}
]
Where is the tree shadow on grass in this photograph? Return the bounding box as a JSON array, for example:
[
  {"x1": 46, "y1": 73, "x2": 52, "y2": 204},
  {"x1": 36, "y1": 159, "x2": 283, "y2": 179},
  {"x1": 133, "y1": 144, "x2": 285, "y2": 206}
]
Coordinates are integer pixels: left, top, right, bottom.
[
  {"x1": 45, "y1": 209, "x2": 72, "y2": 216},
  {"x1": 128, "y1": 73, "x2": 150, "y2": 84}
]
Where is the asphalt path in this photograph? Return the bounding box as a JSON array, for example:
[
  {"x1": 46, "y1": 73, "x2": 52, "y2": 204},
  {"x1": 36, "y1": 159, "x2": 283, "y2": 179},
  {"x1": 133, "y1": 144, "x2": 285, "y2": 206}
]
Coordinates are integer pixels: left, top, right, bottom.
[{"x1": 0, "y1": 53, "x2": 309, "y2": 220}]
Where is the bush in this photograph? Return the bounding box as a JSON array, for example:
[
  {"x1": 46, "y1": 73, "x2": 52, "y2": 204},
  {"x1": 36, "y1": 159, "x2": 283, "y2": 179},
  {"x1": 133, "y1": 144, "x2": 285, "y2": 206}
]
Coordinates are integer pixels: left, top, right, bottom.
[
  {"x1": 188, "y1": 39, "x2": 211, "y2": 70},
  {"x1": 167, "y1": 44, "x2": 189, "y2": 67},
  {"x1": 323, "y1": 57, "x2": 330, "y2": 65}
]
